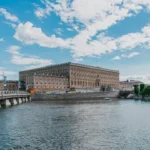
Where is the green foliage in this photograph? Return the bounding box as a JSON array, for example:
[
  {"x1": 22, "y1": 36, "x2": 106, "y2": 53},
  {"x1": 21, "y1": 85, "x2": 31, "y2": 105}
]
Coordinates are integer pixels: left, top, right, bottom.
[
  {"x1": 140, "y1": 84, "x2": 147, "y2": 95},
  {"x1": 134, "y1": 84, "x2": 150, "y2": 98},
  {"x1": 70, "y1": 87, "x2": 76, "y2": 91},
  {"x1": 142, "y1": 86, "x2": 150, "y2": 97},
  {"x1": 134, "y1": 85, "x2": 140, "y2": 96}
]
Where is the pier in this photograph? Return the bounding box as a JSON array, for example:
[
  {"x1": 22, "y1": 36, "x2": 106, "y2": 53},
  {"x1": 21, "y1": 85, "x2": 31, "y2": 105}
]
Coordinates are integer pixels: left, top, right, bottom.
[{"x1": 0, "y1": 91, "x2": 31, "y2": 108}]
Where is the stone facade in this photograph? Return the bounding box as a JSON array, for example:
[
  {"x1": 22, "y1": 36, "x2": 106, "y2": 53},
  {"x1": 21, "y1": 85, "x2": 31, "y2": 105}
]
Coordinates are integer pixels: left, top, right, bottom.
[
  {"x1": 120, "y1": 80, "x2": 143, "y2": 91},
  {"x1": 69, "y1": 63, "x2": 119, "y2": 89},
  {"x1": 19, "y1": 62, "x2": 119, "y2": 93},
  {"x1": 0, "y1": 80, "x2": 18, "y2": 91},
  {"x1": 25, "y1": 74, "x2": 69, "y2": 93}
]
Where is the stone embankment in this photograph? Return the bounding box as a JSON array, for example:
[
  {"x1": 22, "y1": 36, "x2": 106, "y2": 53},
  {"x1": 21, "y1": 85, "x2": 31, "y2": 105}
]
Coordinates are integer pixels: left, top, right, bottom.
[
  {"x1": 132, "y1": 96, "x2": 150, "y2": 101},
  {"x1": 32, "y1": 91, "x2": 119, "y2": 101},
  {"x1": 143, "y1": 97, "x2": 150, "y2": 101}
]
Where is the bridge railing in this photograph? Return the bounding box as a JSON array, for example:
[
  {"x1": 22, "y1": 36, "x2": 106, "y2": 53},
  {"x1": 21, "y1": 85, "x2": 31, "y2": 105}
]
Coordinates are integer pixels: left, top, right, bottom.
[{"x1": 0, "y1": 91, "x2": 29, "y2": 96}]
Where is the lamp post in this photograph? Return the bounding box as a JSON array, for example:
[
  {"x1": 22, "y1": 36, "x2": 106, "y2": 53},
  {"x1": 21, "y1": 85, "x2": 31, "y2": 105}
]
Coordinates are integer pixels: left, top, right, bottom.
[
  {"x1": 0, "y1": 74, "x2": 3, "y2": 98},
  {"x1": 18, "y1": 80, "x2": 21, "y2": 95},
  {"x1": 0, "y1": 72, "x2": 7, "y2": 99}
]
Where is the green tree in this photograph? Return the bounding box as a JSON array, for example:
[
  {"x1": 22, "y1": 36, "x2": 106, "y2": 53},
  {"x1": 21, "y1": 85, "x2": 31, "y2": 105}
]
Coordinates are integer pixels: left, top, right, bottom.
[
  {"x1": 142, "y1": 86, "x2": 150, "y2": 97},
  {"x1": 140, "y1": 84, "x2": 147, "y2": 98},
  {"x1": 134, "y1": 85, "x2": 140, "y2": 96}
]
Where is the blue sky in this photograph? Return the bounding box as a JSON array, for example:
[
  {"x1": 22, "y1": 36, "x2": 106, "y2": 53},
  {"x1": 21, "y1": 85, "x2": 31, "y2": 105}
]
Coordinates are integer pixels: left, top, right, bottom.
[{"x1": 0, "y1": 0, "x2": 150, "y2": 83}]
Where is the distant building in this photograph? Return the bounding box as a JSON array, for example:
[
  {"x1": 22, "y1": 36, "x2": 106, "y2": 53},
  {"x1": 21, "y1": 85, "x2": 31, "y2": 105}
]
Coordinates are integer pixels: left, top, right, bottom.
[
  {"x1": 120, "y1": 80, "x2": 143, "y2": 91},
  {"x1": 19, "y1": 62, "x2": 119, "y2": 93},
  {"x1": 0, "y1": 80, "x2": 18, "y2": 91}
]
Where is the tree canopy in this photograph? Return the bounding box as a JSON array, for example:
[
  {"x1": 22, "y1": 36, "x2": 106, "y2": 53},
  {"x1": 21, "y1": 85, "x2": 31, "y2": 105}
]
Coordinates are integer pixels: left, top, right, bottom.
[
  {"x1": 142, "y1": 86, "x2": 150, "y2": 97},
  {"x1": 134, "y1": 84, "x2": 150, "y2": 98},
  {"x1": 134, "y1": 85, "x2": 140, "y2": 96}
]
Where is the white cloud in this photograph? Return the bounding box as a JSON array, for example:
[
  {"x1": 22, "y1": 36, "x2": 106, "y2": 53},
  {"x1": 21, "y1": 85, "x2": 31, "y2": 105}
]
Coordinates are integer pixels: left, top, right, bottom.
[
  {"x1": 128, "y1": 52, "x2": 140, "y2": 58},
  {"x1": 13, "y1": 22, "x2": 150, "y2": 61},
  {"x1": 14, "y1": 1, "x2": 150, "y2": 61},
  {"x1": 120, "y1": 75, "x2": 150, "y2": 84},
  {"x1": 73, "y1": 57, "x2": 83, "y2": 63},
  {"x1": 6, "y1": 46, "x2": 21, "y2": 55},
  {"x1": 119, "y1": 52, "x2": 140, "y2": 59},
  {"x1": 13, "y1": 22, "x2": 150, "y2": 62},
  {"x1": 34, "y1": 0, "x2": 145, "y2": 40},
  {"x1": 112, "y1": 56, "x2": 121, "y2": 60},
  {"x1": 0, "y1": 67, "x2": 17, "y2": 80},
  {"x1": 0, "y1": 69, "x2": 17, "y2": 76},
  {"x1": 67, "y1": 28, "x2": 73, "y2": 31},
  {"x1": 55, "y1": 28, "x2": 63, "y2": 35},
  {"x1": 6, "y1": 45, "x2": 53, "y2": 68},
  {"x1": 14, "y1": 22, "x2": 69, "y2": 48},
  {"x1": 11, "y1": 55, "x2": 52, "y2": 66},
  {"x1": 50, "y1": 0, "x2": 150, "y2": 59},
  {"x1": 34, "y1": 0, "x2": 52, "y2": 18},
  {"x1": 3, "y1": 21, "x2": 17, "y2": 28},
  {"x1": 0, "y1": 8, "x2": 19, "y2": 22},
  {"x1": 0, "y1": 38, "x2": 4, "y2": 42},
  {"x1": 35, "y1": 0, "x2": 150, "y2": 25}
]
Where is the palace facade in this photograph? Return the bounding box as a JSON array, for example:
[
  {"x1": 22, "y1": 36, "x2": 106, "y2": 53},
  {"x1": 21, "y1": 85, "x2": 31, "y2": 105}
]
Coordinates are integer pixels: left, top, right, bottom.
[{"x1": 19, "y1": 62, "x2": 119, "y2": 93}]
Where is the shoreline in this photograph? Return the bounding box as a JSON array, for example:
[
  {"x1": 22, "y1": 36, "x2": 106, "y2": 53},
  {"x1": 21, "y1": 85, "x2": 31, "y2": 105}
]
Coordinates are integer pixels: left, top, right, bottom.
[
  {"x1": 32, "y1": 97, "x2": 119, "y2": 101},
  {"x1": 31, "y1": 91, "x2": 119, "y2": 101}
]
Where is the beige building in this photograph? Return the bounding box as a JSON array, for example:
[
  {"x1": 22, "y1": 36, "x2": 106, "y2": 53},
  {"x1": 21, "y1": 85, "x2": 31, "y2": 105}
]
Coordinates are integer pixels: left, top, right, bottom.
[
  {"x1": 0, "y1": 80, "x2": 18, "y2": 91},
  {"x1": 26, "y1": 74, "x2": 69, "y2": 93},
  {"x1": 120, "y1": 80, "x2": 143, "y2": 91},
  {"x1": 19, "y1": 62, "x2": 119, "y2": 93}
]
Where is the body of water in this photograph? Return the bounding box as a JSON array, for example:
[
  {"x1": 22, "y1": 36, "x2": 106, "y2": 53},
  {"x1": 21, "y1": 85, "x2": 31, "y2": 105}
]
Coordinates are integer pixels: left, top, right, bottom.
[{"x1": 0, "y1": 100, "x2": 150, "y2": 150}]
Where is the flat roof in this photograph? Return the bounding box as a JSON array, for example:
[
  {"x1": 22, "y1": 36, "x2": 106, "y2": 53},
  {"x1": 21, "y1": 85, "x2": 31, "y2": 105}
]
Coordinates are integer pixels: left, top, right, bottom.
[{"x1": 120, "y1": 80, "x2": 143, "y2": 83}]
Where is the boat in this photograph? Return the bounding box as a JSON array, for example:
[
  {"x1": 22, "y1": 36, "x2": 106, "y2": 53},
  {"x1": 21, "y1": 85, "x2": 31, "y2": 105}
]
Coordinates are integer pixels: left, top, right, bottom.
[{"x1": 105, "y1": 98, "x2": 111, "y2": 101}]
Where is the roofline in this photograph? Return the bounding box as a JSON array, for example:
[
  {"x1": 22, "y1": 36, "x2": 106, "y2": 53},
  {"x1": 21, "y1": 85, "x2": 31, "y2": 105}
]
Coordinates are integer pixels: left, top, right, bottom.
[
  {"x1": 120, "y1": 81, "x2": 143, "y2": 83},
  {"x1": 19, "y1": 62, "x2": 71, "y2": 73},
  {"x1": 19, "y1": 62, "x2": 119, "y2": 74},
  {"x1": 69, "y1": 62, "x2": 119, "y2": 73}
]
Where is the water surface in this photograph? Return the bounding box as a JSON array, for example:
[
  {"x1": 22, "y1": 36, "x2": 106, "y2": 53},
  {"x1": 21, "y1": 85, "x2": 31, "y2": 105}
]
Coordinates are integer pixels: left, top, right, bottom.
[{"x1": 0, "y1": 100, "x2": 150, "y2": 150}]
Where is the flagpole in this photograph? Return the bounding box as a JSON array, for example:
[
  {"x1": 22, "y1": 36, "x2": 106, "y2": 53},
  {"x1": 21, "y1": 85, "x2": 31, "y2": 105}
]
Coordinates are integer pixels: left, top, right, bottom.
[
  {"x1": 2, "y1": 72, "x2": 4, "y2": 99},
  {"x1": 3, "y1": 71, "x2": 4, "y2": 91}
]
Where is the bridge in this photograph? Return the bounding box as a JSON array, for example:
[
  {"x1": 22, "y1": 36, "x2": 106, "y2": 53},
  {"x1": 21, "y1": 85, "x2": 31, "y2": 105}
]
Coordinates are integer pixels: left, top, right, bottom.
[{"x1": 0, "y1": 91, "x2": 31, "y2": 108}]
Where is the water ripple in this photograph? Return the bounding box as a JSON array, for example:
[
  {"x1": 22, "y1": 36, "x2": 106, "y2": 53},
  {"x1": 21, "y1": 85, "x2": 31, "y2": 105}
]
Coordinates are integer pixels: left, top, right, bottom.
[{"x1": 0, "y1": 100, "x2": 150, "y2": 150}]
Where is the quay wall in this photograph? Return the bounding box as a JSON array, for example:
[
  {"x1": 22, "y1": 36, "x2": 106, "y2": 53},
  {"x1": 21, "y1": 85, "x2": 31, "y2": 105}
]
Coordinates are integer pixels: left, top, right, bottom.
[{"x1": 32, "y1": 91, "x2": 119, "y2": 101}]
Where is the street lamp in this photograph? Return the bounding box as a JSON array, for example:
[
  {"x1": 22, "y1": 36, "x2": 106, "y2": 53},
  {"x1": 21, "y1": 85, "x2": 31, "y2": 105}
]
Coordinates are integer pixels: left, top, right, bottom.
[{"x1": 0, "y1": 72, "x2": 7, "y2": 99}]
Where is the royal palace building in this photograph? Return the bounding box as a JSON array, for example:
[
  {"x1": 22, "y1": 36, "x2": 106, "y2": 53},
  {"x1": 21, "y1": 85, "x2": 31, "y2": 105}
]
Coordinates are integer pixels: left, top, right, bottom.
[{"x1": 19, "y1": 62, "x2": 119, "y2": 93}]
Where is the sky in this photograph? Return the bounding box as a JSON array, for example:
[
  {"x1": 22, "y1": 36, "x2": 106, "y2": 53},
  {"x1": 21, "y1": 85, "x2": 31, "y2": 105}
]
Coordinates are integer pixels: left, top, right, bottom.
[{"x1": 0, "y1": 0, "x2": 150, "y2": 83}]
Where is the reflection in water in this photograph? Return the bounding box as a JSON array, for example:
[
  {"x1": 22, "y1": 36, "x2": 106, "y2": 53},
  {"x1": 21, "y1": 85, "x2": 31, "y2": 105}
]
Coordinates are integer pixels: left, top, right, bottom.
[{"x1": 0, "y1": 100, "x2": 150, "y2": 150}]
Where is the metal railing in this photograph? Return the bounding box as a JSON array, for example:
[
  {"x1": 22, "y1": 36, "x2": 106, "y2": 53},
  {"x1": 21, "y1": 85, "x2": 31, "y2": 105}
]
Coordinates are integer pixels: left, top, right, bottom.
[{"x1": 0, "y1": 91, "x2": 29, "y2": 97}]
